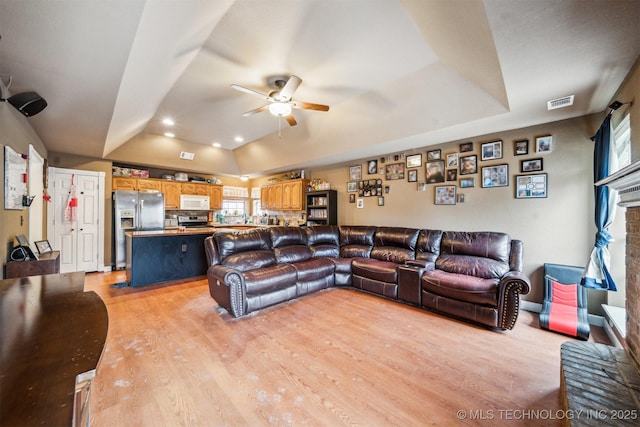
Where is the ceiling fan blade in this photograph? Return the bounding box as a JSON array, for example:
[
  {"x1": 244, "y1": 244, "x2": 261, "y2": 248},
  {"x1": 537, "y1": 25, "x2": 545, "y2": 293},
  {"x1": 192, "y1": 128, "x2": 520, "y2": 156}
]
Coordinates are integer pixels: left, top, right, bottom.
[
  {"x1": 290, "y1": 101, "x2": 330, "y2": 112},
  {"x1": 285, "y1": 114, "x2": 297, "y2": 126},
  {"x1": 242, "y1": 105, "x2": 269, "y2": 117},
  {"x1": 278, "y1": 75, "x2": 302, "y2": 101},
  {"x1": 230, "y1": 84, "x2": 274, "y2": 102}
]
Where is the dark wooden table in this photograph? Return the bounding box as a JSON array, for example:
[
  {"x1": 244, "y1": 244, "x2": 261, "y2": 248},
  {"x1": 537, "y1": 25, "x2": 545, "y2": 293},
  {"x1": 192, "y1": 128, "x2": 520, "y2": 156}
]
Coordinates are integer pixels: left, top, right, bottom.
[{"x1": 0, "y1": 272, "x2": 109, "y2": 426}]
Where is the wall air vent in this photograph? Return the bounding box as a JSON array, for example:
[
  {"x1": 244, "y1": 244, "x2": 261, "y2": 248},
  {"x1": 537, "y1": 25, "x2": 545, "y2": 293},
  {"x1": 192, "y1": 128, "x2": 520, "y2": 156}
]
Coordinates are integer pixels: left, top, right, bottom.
[
  {"x1": 179, "y1": 151, "x2": 195, "y2": 160},
  {"x1": 547, "y1": 95, "x2": 574, "y2": 110}
]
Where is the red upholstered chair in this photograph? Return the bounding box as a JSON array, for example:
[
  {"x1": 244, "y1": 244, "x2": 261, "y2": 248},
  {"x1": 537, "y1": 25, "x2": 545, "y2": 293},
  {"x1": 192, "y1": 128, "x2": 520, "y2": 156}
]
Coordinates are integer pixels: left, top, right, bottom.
[{"x1": 539, "y1": 263, "x2": 590, "y2": 340}]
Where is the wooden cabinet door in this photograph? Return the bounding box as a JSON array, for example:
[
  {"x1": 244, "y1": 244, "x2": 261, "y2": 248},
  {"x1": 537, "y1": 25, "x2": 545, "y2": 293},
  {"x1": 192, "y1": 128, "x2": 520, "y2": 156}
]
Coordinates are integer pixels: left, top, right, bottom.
[
  {"x1": 209, "y1": 185, "x2": 222, "y2": 210},
  {"x1": 181, "y1": 183, "x2": 196, "y2": 194},
  {"x1": 112, "y1": 177, "x2": 137, "y2": 191},
  {"x1": 161, "y1": 181, "x2": 181, "y2": 209},
  {"x1": 261, "y1": 186, "x2": 269, "y2": 209},
  {"x1": 271, "y1": 183, "x2": 283, "y2": 209},
  {"x1": 193, "y1": 183, "x2": 210, "y2": 196},
  {"x1": 136, "y1": 178, "x2": 162, "y2": 192},
  {"x1": 289, "y1": 180, "x2": 304, "y2": 210}
]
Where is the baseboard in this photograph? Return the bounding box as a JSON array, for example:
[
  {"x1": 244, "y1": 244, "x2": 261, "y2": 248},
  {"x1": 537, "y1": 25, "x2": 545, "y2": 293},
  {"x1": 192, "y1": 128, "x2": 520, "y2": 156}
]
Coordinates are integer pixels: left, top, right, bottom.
[
  {"x1": 521, "y1": 300, "x2": 604, "y2": 326},
  {"x1": 102, "y1": 265, "x2": 112, "y2": 272}
]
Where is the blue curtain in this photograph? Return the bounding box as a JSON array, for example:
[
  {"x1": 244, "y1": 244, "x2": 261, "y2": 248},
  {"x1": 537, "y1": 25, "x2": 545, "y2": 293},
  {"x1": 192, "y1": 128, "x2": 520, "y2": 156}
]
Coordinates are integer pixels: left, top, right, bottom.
[{"x1": 582, "y1": 113, "x2": 618, "y2": 291}]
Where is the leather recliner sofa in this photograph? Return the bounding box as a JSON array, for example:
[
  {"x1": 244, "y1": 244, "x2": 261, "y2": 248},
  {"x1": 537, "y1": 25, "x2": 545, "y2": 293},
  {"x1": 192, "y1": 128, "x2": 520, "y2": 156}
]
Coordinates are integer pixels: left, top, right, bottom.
[{"x1": 205, "y1": 225, "x2": 530, "y2": 330}]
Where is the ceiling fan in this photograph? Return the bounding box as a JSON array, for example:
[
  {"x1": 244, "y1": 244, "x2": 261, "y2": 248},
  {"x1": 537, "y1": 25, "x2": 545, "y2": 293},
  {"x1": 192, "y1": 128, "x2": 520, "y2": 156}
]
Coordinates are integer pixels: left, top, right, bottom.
[{"x1": 230, "y1": 75, "x2": 329, "y2": 128}]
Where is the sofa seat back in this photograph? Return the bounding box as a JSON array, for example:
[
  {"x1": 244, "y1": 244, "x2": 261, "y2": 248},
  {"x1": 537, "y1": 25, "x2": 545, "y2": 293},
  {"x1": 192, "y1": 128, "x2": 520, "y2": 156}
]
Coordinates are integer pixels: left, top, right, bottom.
[
  {"x1": 270, "y1": 227, "x2": 313, "y2": 264},
  {"x1": 370, "y1": 227, "x2": 420, "y2": 264},
  {"x1": 436, "y1": 231, "x2": 511, "y2": 279},
  {"x1": 416, "y1": 229, "x2": 443, "y2": 263},
  {"x1": 306, "y1": 225, "x2": 340, "y2": 258},
  {"x1": 214, "y1": 229, "x2": 276, "y2": 272},
  {"x1": 339, "y1": 225, "x2": 376, "y2": 258}
]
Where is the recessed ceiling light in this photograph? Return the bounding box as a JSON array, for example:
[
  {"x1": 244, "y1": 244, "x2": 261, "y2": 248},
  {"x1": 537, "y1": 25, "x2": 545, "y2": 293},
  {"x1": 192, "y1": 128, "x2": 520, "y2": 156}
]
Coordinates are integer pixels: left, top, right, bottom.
[
  {"x1": 162, "y1": 118, "x2": 175, "y2": 126},
  {"x1": 212, "y1": 142, "x2": 221, "y2": 148},
  {"x1": 164, "y1": 132, "x2": 175, "y2": 138},
  {"x1": 234, "y1": 136, "x2": 244, "y2": 143},
  {"x1": 240, "y1": 175, "x2": 249, "y2": 181}
]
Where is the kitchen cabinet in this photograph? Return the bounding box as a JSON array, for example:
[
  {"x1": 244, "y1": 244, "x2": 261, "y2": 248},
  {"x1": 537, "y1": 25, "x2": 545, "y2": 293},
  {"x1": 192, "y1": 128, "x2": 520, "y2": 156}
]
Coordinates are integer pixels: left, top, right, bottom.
[
  {"x1": 112, "y1": 176, "x2": 137, "y2": 190},
  {"x1": 136, "y1": 178, "x2": 162, "y2": 192},
  {"x1": 282, "y1": 180, "x2": 304, "y2": 210},
  {"x1": 162, "y1": 181, "x2": 181, "y2": 209},
  {"x1": 306, "y1": 190, "x2": 337, "y2": 225},
  {"x1": 182, "y1": 182, "x2": 210, "y2": 196},
  {"x1": 209, "y1": 185, "x2": 222, "y2": 210},
  {"x1": 261, "y1": 179, "x2": 307, "y2": 211}
]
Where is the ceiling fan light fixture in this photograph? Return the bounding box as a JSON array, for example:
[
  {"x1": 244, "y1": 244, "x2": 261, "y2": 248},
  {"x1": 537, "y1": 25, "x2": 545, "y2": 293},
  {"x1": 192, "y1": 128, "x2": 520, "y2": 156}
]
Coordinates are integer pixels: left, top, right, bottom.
[{"x1": 269, "y1": 102, "x2": 292, "y2": 117}]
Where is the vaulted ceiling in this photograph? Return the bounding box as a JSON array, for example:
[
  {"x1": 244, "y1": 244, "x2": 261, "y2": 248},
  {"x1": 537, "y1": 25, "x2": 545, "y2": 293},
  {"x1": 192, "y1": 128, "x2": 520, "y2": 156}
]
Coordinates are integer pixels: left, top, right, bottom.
[{"x1": 1, "y1": 0, "x2": 638, "y2": 177}]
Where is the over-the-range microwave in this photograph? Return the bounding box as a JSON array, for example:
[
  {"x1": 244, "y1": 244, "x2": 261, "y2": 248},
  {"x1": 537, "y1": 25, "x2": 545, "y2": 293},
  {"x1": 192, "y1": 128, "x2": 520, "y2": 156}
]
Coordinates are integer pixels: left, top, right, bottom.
[{"x1": 179, "y1": 194, "x2": 210, "y2": 210}]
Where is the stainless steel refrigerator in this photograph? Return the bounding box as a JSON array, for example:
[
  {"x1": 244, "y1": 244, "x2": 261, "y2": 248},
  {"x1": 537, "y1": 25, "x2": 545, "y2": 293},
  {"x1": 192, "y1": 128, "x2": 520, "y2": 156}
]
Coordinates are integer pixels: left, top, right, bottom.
[{"x1": 113, "y1": 190, "x2": 165, "y2": 269}]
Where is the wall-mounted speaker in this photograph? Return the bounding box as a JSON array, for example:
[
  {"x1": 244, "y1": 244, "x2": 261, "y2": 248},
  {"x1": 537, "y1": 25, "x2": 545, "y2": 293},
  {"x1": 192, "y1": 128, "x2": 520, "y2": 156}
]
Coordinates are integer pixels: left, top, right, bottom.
[{"x1": 7, "y1": 91, "x2": 47, "y2": 117}]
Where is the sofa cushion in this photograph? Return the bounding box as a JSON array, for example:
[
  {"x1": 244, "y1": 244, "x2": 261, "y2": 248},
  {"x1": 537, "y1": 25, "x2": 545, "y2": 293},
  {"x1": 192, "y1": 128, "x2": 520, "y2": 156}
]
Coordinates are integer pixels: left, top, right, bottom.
[
  {"x1": 436, "y1": 254, "x2": 509, "y2": 279},
  {"x1": 422, "y1": 269, "x2": 499, "y2": 306},
  {"x1": 373, "y1": 227, "x2": 419, "y2": 250},
  {"x1": 243, "y1": 263, "x2": 298, "y2": 296},
  {"x1": 340, "y1": 245, "x2": 372, "y2": 258},
  {"x1": 274, "y1": 245, "x2": 312, "y2": 264},
  {"x1": 416, "y1": 229, "x2": 443, "y2": 263},
  {"x1": 291, "y1": 258, "x2": 336, "y2": 282},
  {"x1": 352, "y1": 258, "x2": 399, "y2": 283},
  {"x1": 306, "y1": 225, "x2": 340, "y2": 258},
  {"x1": 440, "y1": 231, "x2": 510, "y2": 263},
  {"x1": 270, "y1": 226, "x2": 307, "y2": 248},
  {"x1": 216, "y1": 228, "x2": 271, "y2": 259},
  {"x1": 222, "y1": 250, "x2": 277, "y2": 272},
  {"x1": 340, "y1": 226, "x2": 376, "y2": 246}
]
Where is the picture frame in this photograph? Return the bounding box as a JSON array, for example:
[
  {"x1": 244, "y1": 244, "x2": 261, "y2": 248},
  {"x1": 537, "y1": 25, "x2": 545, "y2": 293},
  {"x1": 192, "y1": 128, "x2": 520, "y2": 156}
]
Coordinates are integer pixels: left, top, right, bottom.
[
  {"x1": 459, "y1": 154, "x2": 477, "y2": 175},
  {"x1": 367, "y1": 159, "x2": 378, "y2": 175},
  {"x1": 427, "y1": 149, "x2": 441, "y2": 160},
  {"x1": 406, "y1": 154, "x2": 422, "y2": 168},
  {"x1": 481, "y1": 164, "x2": 509, "y2": 188},
  {"x1": 407, "y1": 169, "x2": 418, "y2": 182},
  {"x1": 459, "y1": 177, "x2": 475, "y2": 188},
  {"x1": 378, "y1": 196, "x2": 385, "y2": 206},
  {"x1": 35, "y1": 239, "x2": 52, "y2": 254},
  {"x1": 349, "y1": 165, "x2": 362, "y2": 180},
  {"x1": 516, "y1": 173, "x2": 548, "y2": 198},
  {"x1": 385, "y1": 162, "x2": 405, "y2": 180},
  {"x1": 481, "y1": 140, "x2": 503, "y2": 161},
  {"x1": 514, "y1": 139, "x2": 529, "y2": 156},
  {"x1": 417, "y1": 182, "x2": 427, "y2": 192},
  {"x1": 536, "y1": 135, "x2": 553, "y2": 153},
  {"x1": 425, "y1": 160, "x2": 445, "y2": 183},
  {"x1": 446, "y1": 169, "x2": 457, "y2": 181},
  {"x1": 446, "y1": 152, "x2": 459, "y2": 168},
  {"x1": 521, "y1": 158, "x2": 543, "y2": 173},
  {"x1": 349, "y1": 193, "x2": 356, "y2": 203},
  {"x1": 356, "y1": 198, "x2": 364, "y2": 209},
  {"x1": 435, "y1": 185, "x2": 457, "y2": 205},
  {"x1": 347, "y1": 181, "x2": 357, "y2": 192},
  {"x1": 459, "y1": 142, "x2": 473, "y2": 152}
]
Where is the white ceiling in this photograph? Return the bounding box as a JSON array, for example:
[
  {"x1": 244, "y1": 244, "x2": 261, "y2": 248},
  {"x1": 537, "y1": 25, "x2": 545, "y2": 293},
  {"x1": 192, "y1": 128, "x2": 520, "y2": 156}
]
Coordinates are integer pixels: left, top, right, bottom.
[{"x1": 1, "y1": 0, "x2": 638, "y2": 177}]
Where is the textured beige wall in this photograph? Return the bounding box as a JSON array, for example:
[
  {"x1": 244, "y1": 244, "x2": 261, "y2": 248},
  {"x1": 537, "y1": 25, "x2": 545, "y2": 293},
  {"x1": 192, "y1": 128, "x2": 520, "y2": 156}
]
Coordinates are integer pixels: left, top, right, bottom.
[{"x1": 307, "y1": 114, "x2": 627, "y2": 312}]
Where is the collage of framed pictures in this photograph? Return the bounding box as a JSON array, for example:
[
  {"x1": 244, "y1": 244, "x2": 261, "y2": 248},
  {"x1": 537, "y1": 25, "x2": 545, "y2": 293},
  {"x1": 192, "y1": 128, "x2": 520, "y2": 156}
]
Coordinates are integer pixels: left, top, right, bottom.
[
  {"x1": 516, "y1": 173, "x2": 547, "y2": 198},
  {"x1": 481, "y1": 164, "x2": 509, "y2": 188},
  {"x1": 435, "y1": 185, "x2": 456, "y2": 205},
  {"x1": 481, "y1": 140, "x2": 503, "y2": 161}
]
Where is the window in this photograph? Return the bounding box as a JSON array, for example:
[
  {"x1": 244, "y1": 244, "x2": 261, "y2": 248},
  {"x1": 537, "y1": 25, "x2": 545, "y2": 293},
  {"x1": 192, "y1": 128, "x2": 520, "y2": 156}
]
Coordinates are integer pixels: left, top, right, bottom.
[
  {"x1": 222, "y1": 199, "x2": 246, "y2": 216},
  {"x1": 614, "y1": 113, "x2": 631, "y2": 168}
]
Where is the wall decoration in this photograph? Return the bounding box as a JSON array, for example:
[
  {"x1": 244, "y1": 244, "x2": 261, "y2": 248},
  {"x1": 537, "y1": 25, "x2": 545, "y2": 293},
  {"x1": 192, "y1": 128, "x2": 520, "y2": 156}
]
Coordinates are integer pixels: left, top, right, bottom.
[
  {"x1": 357, "y1": 179, "x2": 383, "y2": 197},
  {"x1": 349, "y1": 193, "x2": 356, "y2": 203},
  {"x1": 347, "y1": 181, "x2": 357, "y2": 192},
  {"x1": 4, "y1": 146, "x2": 27, "y2": 210},
  {"x1": 481, "y1": 164, "x2": 509, "y2": 188},
  {"x1": 367, "y1": 159, "x2": 378, "y2": 174},
  {"x1": 385, "y1": 162, "x2": 405, "y2": 180},
  {"x1": 446, "y1": 169, "x2": 457, "y2": 181},
  {"x1": 418, "y1": 182, "x2": 427, "y2": 191},
  {"x1": 435, "y1": 185, "x2": 457, "y2": 205},
  {"x1": 406, "y1": 154, "x2": 422, "y2": 168},
  {"x1": 459, "y1": 155, "x2": 477, "y2": 175},
  {"x1": 349, "y1": 165, "x2": 362, "y2": 180},
  {"x1": 427, "y1": 149, "x2": 441, "y2": 160},
  {"x1": 481, "y1": 140, "x2": 503, "y2": 161},
  {"x1": 356, "y1": 198, "x2": 364, "y2": 208},
  {"x1": 426, "y1": 160, "x2": 445, "y2": 183},
  {"x1": 447, "y1": 153, "x2": 459, "y2": 168},
  {"x1": 535, "y1": 135, "x2": 553, "y2": 153},
  {"x1": 380, "y1": 157, "x2": 385, "y2": 164},
  {"x1": 407, "y1": 169, "x2": 418, "y2": 182},
  {"x1": 384, "y1": 185, "x2": 390, "y2": 194},
  {"x1": 459, "y1": 177, "x2": 475, "y2": 188},
  {"x1": 460, "y1": 142, "x2": 473, "y2": 152},
  {"x1": 378, "y1": 196, "x2": 385, "y2": 206},
  {"x1": 521, "y1": 158, "x2": 543, "y2": 172},
  {"x1": 514, "y1": 139, "x2": 529, "y2": 156},
  {"x1": 516, "y1": 173, "x2": 547, "y2": 198}
]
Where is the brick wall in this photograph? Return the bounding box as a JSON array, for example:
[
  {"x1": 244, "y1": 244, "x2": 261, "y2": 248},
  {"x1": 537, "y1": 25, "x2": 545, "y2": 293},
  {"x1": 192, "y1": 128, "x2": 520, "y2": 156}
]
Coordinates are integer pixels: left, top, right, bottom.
[{"x1": 626, "y1": 206, "x2": 640, "y2": 365}]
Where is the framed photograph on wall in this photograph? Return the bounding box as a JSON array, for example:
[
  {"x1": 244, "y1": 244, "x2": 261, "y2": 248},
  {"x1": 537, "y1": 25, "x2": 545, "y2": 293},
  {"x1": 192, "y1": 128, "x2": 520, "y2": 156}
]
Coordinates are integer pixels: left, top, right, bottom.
[
  {"x1": 385, "y1": 162, "x2": 405, "y2": 180},
  {"x1": 459, "y1": 142, "x2": 473, "y2": 152},
  {"x1": 347, "y1": 181, "x2": 357, "y2": 192},
  {"x1": 426, "y1": 160, "x2": 445, "y2": 183},
  {"x1": 516, "y1": 173, "x2": 547, "y2": 198},
  {"x1": 459, "y1": 177, "x2": 475, "y2": 188},
  {"x1": 481, "y1": 140, "x2": 503, "y2": 161},
  {"x1": 406, "y1": 154, "x2": 422, "y2": 168},
  {"x1": 481, "y1": 164, "x2": 509, "y2": 188},
  {"x1": 407, "y1": 169, "x2": 418, "y2": 182},
  {"x1": 378, "y1": 196, "x2": 385, "y2": 206},
  {"x1": 367, "y1": 159, "x2": 378, "y2": 174},
  {"x1": 427, "y1": 149, "x2": 441, "y2": 160},
  {"x1": 459, "y1": 155, "x2": 477, "y2": 175},
  {"x1": 349, "y1": 165, "x2": 362, "y2": 180},
  {"x1": 446, "y1": 169, "x2": 457, "y2": 181},
  {"x1": 349, "y1": 193, "x2": 356, "y2": 203},
  {"x1": 514, "y1": 139, "x2": 529, "y2": 156},
  {"x1": 536, "y1": 135, "x2": 553, "y2": 153},
  {"x1": 521, "y1": 158, "x2": 543, "y2": 172},
  {"x1": 435, "y1": 185, "x2": 457, "y2": 205},
  {"x1": 446, "y1": 153, "x2": 459, "y2": 168}
]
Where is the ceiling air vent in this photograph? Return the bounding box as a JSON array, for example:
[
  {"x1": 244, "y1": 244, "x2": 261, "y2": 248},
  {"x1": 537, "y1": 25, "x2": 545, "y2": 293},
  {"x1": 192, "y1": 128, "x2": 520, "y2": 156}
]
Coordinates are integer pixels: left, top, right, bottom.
[
  {"x1": 179, "y1": 151, "x2": 195, "y2": 160},
  {"x1": 547, "y1": 95, "x2": 574, "y2": 110}
]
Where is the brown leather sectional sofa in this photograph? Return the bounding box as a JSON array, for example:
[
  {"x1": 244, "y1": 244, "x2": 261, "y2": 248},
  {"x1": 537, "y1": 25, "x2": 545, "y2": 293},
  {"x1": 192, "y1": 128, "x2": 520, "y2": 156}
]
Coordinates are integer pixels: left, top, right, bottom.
[{"x1": 204, "y1": 225, "x2": 531, "y2": 330}]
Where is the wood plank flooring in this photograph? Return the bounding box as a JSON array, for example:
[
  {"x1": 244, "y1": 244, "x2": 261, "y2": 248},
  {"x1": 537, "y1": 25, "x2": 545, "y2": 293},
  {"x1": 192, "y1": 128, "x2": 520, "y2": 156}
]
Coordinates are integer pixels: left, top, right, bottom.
[{"x1": 85, "y1": 271, "x2": 610, "y2": 426}]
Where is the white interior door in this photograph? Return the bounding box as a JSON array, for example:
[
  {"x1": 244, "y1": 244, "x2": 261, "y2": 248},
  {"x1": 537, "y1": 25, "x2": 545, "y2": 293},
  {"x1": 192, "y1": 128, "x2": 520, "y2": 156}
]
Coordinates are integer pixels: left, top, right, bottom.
[
  {"x1": 28, "y1": 145, "x2": 44, "y2": 245},
  {"x1": 76, "y1": 174, "x2": 99, "y2": 272}
]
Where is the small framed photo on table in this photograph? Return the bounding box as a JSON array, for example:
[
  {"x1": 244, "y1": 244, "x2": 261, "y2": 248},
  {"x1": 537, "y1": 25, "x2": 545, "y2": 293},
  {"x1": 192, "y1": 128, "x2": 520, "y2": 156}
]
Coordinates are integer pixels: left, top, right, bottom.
[{"x1": 35, "y1": 240, "x2": 52, "y2": 254}]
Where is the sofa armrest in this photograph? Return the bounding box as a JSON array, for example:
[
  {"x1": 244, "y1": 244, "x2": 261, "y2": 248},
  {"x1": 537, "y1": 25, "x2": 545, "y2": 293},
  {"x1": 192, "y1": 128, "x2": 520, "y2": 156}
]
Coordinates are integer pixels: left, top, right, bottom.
[
  {"x1": 405, "y1": 259, "x2": 435, "y2": 270},
  {"x1": 496, "y1": 271, "x2": 531, "y2": 330},
  {"x1": 207, "y1": 265, "x2": 246, "y2": 317}
]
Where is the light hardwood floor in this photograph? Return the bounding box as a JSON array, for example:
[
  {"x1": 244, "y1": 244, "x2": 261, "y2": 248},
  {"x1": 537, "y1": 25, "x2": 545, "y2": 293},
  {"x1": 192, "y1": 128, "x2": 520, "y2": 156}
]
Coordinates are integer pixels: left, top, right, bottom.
[{"x1": 85, "y1": 271, "x2": 609, "y2": 426}]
